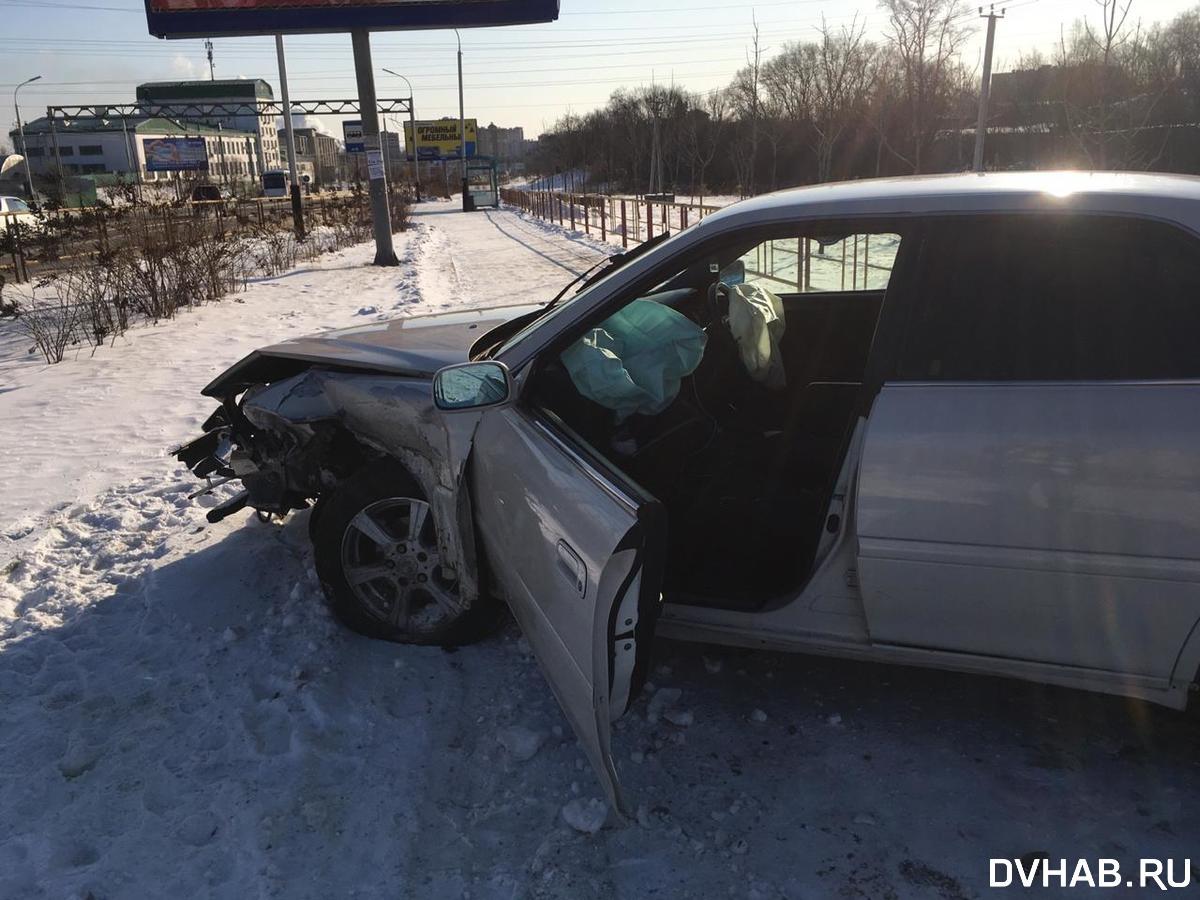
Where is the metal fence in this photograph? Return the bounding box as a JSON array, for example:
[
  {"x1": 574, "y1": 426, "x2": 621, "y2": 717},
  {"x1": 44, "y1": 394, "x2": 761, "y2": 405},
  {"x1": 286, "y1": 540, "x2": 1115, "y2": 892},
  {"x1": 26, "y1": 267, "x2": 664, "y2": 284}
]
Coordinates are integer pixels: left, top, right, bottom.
[
  {"x1": 499, "y1": 189, "x2": 900, "y2": 294},
  {"x1": 499, "y1": 189, "x2": 723, "y2": 250}
]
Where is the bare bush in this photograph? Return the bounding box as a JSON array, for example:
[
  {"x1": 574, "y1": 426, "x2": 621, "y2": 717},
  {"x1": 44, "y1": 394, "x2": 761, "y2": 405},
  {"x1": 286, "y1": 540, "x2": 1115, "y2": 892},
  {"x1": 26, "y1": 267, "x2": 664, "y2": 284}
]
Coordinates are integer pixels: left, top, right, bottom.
[
  {"x1": 15, "y1": 291, "x2": 79, "y2": 364},
  {"x1": 4, "y1": 192, "x2": 401, "y2": 364}
]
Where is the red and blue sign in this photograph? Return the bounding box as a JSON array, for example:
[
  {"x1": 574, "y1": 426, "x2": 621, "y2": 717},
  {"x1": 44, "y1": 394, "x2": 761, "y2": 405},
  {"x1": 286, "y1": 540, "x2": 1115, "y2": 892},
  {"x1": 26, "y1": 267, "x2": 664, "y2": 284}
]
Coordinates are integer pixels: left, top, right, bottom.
[{"x1": 145, "y1": 0, "x2": 560, "y2": 39}]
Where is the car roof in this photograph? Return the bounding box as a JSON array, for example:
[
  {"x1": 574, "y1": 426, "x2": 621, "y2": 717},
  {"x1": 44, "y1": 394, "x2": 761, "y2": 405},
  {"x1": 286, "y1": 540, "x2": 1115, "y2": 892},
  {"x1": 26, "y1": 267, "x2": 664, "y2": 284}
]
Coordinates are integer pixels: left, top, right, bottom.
[{"x1": 701, "y1": 171, "x2": 1200, "y2": 234}]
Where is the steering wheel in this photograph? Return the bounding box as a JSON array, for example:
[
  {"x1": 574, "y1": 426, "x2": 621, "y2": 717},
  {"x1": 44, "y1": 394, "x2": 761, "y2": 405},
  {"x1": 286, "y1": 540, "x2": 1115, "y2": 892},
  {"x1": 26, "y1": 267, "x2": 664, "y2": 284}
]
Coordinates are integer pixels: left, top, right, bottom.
[{"x1": 706, "y1": 279, "x2": 732, "y2": 333}]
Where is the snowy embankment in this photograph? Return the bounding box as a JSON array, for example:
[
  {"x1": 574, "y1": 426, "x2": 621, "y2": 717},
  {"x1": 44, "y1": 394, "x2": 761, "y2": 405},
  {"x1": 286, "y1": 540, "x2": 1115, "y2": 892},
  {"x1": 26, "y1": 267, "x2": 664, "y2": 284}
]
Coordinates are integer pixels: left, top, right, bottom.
[{"x1": 1, "y1": 201, "x2": 1197, "y2": 900}]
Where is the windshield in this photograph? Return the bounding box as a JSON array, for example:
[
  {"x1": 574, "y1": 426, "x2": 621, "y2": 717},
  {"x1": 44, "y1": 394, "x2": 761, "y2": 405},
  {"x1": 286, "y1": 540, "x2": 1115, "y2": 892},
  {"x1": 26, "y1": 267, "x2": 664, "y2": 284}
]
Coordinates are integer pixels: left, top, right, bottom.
[
  {"x1": 487, "y1": 231, "x2": 678, "y2": 358},
  {"x1": 262, "y1": 173, "x2": 286, "y2": 189},
  {"x1": 8, "y1": 199, "x2": 30, "y2": 214}
]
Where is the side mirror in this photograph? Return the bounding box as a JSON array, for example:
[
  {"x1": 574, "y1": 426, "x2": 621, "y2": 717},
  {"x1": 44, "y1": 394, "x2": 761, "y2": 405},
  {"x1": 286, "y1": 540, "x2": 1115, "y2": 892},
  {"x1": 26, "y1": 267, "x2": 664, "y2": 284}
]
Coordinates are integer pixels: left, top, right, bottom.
[
  {"x1": 433, "y1": 361, "x2": 513, "y2": 411},
  {"x1": 719, "y1": 260, "x2": 746, "y2": 286}
]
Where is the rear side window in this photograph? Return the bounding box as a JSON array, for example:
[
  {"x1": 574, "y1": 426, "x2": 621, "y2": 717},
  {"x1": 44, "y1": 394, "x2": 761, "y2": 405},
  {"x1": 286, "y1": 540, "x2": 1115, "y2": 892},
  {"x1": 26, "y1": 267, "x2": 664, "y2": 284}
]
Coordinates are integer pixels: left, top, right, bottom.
[{"x1": 897, "y1": 215, "x2": 1200, "y2": 381}]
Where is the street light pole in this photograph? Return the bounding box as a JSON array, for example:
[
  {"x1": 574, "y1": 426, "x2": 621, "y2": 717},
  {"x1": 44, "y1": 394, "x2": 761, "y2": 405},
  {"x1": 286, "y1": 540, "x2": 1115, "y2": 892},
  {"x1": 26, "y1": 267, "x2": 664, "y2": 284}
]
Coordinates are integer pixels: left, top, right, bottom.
[
  {"x1": 382, "y1": 67, "x2": 420, "y2": 201},
  {"x1": 455, "y1": 29, "x2": 469, "y2": 211},
  {"x1": 13, "y1": 75, "x2": 42, "y2": 202}
]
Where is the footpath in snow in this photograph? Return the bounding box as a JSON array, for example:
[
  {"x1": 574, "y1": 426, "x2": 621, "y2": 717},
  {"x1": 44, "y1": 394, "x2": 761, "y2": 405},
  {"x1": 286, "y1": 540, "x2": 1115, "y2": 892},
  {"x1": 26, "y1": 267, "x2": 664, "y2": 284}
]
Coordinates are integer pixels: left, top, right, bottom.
[{"x1": 0, "y1": 200, "x2": 1197, "y2": 900}]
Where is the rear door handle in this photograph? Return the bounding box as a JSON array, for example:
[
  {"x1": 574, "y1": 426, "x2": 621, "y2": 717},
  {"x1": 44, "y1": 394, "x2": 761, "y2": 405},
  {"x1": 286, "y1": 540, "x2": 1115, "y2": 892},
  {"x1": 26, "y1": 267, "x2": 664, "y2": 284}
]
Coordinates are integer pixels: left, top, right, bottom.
[{"x1": 556, "y1": 540, "x2": 587, "y2": 598}]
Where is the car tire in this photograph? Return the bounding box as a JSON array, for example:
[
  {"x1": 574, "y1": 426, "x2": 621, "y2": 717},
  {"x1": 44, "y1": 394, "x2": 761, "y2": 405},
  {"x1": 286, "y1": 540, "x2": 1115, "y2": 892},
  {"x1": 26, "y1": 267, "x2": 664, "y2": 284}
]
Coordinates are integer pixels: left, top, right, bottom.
[{"x1": 312, "y1": 458, "x2": 500, "y2": 646}]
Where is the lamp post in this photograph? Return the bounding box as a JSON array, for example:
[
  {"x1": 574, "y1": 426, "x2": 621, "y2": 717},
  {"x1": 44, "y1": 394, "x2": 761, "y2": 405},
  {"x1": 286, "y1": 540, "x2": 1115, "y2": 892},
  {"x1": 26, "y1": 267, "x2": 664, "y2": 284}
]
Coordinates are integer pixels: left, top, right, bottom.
[
  {"x1": 455, "y1": 29, "x2": 469, "y2": 211},
  {"x1": 382, "y1": 67, "x2": 420, "y2": 201},
  {"x1": 13, "y1": 75, "x2": 42, "y2": 202}
]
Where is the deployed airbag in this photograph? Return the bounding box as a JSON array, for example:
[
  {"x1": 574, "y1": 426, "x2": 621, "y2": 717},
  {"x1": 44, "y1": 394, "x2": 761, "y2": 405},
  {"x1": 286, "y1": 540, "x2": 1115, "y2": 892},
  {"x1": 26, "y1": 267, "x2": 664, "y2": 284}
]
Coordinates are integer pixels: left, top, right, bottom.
[
  {"x1": 561, "y1": 299, "x2": 707, "y2": 420},
  {"x1": 727, "y1": 283, "x2": 787, "y2": 389}
]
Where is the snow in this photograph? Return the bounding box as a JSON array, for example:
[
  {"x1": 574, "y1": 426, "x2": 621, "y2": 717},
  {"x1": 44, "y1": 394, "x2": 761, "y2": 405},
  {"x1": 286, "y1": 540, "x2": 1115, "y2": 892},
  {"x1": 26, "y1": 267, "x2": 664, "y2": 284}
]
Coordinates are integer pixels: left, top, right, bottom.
[{"x1": 1, "y1": 199, "x2": 1199, "y2": 899}]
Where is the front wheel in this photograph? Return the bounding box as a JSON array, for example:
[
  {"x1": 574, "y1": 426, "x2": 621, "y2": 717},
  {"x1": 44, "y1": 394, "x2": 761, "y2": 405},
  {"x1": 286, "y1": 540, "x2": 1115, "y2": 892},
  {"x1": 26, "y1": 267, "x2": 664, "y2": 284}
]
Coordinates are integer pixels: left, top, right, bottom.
[{"x1": 312, "y1": 459, "x2": 499, "y2": 646}]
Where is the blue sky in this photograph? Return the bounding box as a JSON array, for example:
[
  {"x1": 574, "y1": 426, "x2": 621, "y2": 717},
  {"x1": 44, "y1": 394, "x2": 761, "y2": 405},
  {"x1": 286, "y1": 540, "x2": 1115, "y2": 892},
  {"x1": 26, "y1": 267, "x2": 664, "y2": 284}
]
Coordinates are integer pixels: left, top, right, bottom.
[{"x1": 2, "y1": 0, "x2": 1196, "y2": 142}]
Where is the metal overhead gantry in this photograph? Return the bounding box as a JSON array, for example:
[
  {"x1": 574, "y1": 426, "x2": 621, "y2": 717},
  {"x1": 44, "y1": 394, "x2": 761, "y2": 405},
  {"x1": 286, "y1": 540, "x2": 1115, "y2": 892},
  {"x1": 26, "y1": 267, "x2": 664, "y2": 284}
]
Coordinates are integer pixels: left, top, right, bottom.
[
  {"x1": 42, "y1": 98, "x2": 412, "y2": 228},
  {"x1": 45, "y1": 97, "x2": 412, "y2": 122}
]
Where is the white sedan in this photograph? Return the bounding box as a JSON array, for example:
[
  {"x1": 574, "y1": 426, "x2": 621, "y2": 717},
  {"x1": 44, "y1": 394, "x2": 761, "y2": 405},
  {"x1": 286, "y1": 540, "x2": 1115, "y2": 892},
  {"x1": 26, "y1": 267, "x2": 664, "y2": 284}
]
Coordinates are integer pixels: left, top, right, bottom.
[{"x1": 0, "y1": 196, "x2": 41, "y2": 232}]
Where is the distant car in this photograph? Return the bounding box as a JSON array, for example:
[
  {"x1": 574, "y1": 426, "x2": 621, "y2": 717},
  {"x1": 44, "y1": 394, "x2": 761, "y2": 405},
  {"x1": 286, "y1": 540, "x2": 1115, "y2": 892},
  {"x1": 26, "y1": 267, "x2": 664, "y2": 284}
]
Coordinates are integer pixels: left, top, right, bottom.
[
  {"x1": 0, "y1": 195, "x2": 41, "y2": 231},
  {"x1": 176, "y1": 172, "x2": 1200, "y2": 815},
  {"x1": 189, "y1": 183, "x2": 224, "y2": 204}
]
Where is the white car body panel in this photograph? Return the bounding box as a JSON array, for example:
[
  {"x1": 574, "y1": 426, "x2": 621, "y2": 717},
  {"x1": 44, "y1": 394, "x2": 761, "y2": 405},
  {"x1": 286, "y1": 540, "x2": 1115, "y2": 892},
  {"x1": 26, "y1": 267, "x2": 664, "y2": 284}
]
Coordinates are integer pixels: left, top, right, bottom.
[{"x1": 856, "y1": 382, "x2": 1200, "y2": 679}]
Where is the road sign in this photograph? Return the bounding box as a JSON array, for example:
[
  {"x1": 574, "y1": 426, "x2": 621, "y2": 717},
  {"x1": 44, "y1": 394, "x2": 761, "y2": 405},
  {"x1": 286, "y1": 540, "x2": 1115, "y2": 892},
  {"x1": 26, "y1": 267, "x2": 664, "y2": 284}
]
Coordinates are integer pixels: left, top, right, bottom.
[
  {"x1": 142, "y1": 137, "x2": 209, "y2": 172},
  {"x1": 343, "y1": 120, "x2": 365, "y2": 154},
  {"x1": 403, "y1": 118, "x2": 477, "y2": 161},
  {"x1": 144, "y1": 0, "x2": 560, "y2": 39}
]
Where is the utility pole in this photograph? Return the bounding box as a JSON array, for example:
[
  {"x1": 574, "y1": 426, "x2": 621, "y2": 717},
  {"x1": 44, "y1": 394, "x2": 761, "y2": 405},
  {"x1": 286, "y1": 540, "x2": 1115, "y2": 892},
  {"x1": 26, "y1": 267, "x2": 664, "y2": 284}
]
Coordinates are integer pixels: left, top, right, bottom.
[
  {"x1": 455, "y1": 29, "x2": 470, "y2": 211},
  {"x1": 205, "y1": 39, "x2": 215, "y2": 80},
  {"x1": 275, "y1": 34, "x2": 306, "y2": 237},
  {"x1": 217, "y1": 122, "x2": 229, "y2": 186},
  {"x1": 350, "y1": 29, "x2": 398, "y2": 265},
  {"x1": 973, "y1": 5, "x2": 1004, "y2": 173}
]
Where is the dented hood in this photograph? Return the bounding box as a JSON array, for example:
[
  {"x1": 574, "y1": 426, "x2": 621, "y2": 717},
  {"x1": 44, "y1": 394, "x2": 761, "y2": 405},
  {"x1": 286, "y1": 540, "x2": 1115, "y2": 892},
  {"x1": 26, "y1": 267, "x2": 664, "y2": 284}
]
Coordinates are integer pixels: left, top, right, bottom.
[{"x1": 203, "y1": 302, "x2": 541, "y2": 396}]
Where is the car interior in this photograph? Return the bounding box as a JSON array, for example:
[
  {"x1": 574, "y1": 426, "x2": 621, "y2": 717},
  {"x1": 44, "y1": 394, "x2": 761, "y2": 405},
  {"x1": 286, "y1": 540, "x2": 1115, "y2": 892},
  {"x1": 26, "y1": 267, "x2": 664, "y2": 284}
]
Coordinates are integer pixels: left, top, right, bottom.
[{"x1": 529, "y1": 226, "x2": 906, "y2": 611}]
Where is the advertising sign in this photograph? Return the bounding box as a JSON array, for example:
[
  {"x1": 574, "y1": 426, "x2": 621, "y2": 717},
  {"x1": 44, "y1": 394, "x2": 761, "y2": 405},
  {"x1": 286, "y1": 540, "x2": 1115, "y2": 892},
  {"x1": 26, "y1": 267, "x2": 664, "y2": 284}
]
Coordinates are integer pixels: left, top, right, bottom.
[
  {"x1": 343, "y1": 120, "x2": 365, "y2": 154},
  {"x1": 142, "y1": 136, "x2": 209, "y2": 172},
  {"x1": 145, "y1": 0, "x2": 560, "y2": 39},
  {"x1": 403, "y1": 119, "x2": 477, "y2": 161}
]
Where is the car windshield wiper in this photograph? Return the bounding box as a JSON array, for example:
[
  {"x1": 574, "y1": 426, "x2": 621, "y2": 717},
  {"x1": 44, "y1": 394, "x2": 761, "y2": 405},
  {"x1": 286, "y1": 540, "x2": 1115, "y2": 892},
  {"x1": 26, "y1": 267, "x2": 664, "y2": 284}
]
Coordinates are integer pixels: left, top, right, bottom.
[{"x1": 543, "y1": 230, "x2": 674, "y2": 313}]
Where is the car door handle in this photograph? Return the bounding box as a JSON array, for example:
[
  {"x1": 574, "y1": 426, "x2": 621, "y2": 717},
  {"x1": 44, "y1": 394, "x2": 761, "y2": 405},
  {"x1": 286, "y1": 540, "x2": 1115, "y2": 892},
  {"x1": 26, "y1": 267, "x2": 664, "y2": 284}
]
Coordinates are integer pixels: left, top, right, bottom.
[{"x1": 556, "y1": 540, "x2": 587, "y2": 598}]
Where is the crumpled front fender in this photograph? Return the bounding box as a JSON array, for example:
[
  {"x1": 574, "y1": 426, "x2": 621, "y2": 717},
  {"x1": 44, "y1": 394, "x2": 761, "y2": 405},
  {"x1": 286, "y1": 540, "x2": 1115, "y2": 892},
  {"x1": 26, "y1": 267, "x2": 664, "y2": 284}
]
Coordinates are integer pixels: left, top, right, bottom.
[{"x1": 242, "y1": 368, "x2": 486, "y2": 606}]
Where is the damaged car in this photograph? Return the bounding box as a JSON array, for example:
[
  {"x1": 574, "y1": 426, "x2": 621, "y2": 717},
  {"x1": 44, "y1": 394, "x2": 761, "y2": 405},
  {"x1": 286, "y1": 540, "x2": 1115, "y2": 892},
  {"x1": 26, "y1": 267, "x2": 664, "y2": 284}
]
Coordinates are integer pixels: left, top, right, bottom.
[{"x1": 178, "y1": 172, "x2": 1200, "y2": 814}]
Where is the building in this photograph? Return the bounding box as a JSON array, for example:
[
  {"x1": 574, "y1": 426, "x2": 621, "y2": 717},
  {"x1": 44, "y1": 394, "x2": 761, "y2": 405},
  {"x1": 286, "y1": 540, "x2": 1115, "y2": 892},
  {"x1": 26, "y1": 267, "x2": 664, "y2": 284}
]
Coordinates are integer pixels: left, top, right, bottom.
[
  {"x1": 279, "y1": 126, "x2": 339, "y2": 187},
  {"x1": 477, "y1": 123, "x2": 526, "y2": 164},
  {"x1": 136, "y1": 79, "x2": 282, "y2": 176},
  {"x1": 381, "y1": 128, "x2": 404, "y2": 175},
  {"x1": 9, "y1": 116, "x2": 256, "y2": 184}
]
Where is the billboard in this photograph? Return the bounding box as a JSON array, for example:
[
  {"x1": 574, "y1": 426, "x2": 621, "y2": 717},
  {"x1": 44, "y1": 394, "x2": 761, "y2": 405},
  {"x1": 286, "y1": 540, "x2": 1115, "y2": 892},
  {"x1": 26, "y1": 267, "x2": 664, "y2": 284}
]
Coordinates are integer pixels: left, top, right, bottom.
[
  {"x1": 404, "y1": 119, "x2": 477, "y2": 161},
  {"x1": 145, "y1": 0, "x2": 559, "y2": 39},
  {"x1": 142, "y1": 137, "x2": 209, "y2": 172},
  {"x1": 343, "y1": 120, "x2": 365, "y2": 154}
]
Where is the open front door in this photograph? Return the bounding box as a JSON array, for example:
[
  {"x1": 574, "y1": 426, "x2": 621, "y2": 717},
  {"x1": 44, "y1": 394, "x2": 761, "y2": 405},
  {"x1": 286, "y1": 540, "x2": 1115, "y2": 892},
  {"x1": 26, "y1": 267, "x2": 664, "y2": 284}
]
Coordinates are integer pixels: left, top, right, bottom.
[{"x1": 470, "y1": 407, "x2": 665, "y2": 816}]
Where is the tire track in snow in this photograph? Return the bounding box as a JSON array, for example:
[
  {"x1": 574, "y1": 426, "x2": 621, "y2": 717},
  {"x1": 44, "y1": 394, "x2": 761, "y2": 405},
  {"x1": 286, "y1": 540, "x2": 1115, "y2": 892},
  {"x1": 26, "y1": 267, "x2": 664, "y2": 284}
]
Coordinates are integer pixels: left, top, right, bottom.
[{"x1": 481, "y1": 210, "x2": 606, "y2": 276}]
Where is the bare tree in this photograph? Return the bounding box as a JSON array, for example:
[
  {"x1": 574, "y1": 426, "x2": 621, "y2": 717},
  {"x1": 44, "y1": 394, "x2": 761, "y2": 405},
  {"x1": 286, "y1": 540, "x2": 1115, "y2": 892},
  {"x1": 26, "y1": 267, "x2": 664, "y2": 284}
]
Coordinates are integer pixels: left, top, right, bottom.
[
  {"x1": 879, "y1": 0, "x2": 972, "y2": 173},
  {"x1": 727, "y1": 13, "x2": 765, "y2": 195},
  {"x1": 1057, "y1": 0, "x2": 1175, "y2": 168},
  {"x1": 765, "y1": 16, "x2": 878, "y2": 183},
  {"x1": 681, "y1": 90, "x2": 729, "y2": 205}
]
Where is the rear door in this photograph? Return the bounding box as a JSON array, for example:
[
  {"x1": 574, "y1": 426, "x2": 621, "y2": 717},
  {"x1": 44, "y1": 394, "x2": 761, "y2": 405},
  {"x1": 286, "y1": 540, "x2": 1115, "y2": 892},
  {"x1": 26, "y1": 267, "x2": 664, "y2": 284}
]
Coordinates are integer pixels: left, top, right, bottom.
[
  {"x1": 470, "y1": 405, "x2": 664, "y2": 816},
  {"x1": 855, "y1": 214, "x2": 1200, "y2": 679}
]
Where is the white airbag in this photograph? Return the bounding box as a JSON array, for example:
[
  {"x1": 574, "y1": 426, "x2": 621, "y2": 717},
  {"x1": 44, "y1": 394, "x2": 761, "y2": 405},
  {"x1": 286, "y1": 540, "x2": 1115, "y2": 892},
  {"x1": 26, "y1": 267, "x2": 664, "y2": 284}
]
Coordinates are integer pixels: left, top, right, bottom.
[{"x1": 727, "y1": 283, "x2": 787, "y2": 389}]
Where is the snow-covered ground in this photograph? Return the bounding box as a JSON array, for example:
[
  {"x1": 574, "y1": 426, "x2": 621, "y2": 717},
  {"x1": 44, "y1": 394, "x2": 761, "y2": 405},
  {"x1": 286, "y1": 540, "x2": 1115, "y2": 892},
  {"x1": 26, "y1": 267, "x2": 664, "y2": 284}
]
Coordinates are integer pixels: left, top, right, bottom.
[{"x1": 1, "y1": 200, "x2": 1198, "y2": 899}]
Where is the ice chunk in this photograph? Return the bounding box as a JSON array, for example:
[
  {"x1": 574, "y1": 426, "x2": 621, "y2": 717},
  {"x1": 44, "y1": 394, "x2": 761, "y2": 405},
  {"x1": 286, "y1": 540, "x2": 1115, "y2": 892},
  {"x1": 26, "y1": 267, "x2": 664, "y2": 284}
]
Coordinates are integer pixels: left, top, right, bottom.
[
  {"x1": 665, "y1": 708, "x2": 694, "y2": 728},
  {"x1": 496, "y1": 725, "x2": 545, "y2": 762},
  {"x1": 750, "y1": 709, "x2": 768, "y2": 723},
  {"x1": 647, "y1": 687, "x2": 682, "y2": 724},
  {"x1": 562, "y1": 798, "x2": 608, "y2": 834}
]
